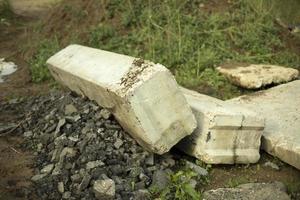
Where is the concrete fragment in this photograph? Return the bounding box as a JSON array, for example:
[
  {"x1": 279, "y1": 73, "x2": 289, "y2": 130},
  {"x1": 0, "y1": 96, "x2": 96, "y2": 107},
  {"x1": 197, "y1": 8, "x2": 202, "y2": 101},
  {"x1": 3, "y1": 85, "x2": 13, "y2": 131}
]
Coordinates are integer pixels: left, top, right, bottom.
[
  {"x1": 65, "y1": 104, "x2": 77, "y2": 115},
  {"x1": 203, "y1": 182, "x2": 290, "y2": 200},
  {"x1": 86, "y1": 160, "x2": 105, "y2": 170},
  {"x1": 177, "y1": 88, "x2": 264, "y2": 164},
  {"x1": 93, "y1": 179, "x2": 115, "y2": 200},
  {"x1": 151, "y1": 170, "x2": 170, "y2": 190},
  {"x1": 185, "y1": 161, "x2": 208, "y2": 176},
  {"x1": 227, "y1": 80, "x2": 300, "y2": 169},
  {"x1": 58, "y1": 182, "x2": 64, "y2": 194},
  {"x1": 217, "y1": 64, "x2": 299, "y2": 89},
  {"x1": 47, "y1": 45, "x2": 196, "y2": 154},
  {"x1": 31, "y1": 174, "x2": 47, "y2": 182},
  {"x1": 264, "y1": 161, "x2": 280, "y2": 170},
  {"x1": 40, "y1": 164, "x2": 54, "y2": 174}
]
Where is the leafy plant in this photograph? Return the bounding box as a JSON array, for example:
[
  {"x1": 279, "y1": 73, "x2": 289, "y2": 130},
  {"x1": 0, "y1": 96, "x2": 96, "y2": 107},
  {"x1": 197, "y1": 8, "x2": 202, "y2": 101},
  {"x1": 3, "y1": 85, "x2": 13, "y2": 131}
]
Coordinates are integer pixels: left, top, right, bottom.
[{"x1": 150, "y1": 170, "x2": 202, "y2": 200}]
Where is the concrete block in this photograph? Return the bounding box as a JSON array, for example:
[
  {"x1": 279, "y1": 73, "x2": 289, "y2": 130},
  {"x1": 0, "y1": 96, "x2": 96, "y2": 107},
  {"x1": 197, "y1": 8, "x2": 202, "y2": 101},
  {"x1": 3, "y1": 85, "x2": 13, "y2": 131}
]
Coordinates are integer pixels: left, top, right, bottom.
[
  {"x1": 227, "y1": 80, "x2": 300, "y2": 170},
  {"x1": 47, "y1": 45, "x2": 196, "y2": 154},
  {"x1": 217, "y1": 64, "x2": 299, "y2": 89},
  {"x1": 177, "y1": 88, "x2": 264, "y2": 164}
]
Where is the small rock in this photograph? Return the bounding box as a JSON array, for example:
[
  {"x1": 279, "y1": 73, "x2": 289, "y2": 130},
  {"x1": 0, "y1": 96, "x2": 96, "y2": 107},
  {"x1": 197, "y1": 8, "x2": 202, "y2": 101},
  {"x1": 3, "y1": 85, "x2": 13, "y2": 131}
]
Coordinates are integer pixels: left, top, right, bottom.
[
  {"x1": 189, "y1": 179, "x2": 197, "y2": 189},
  {"x1": 71, "y1": 174, "x2": 81, "y2": 183},
  {"x1": 23, "y1": 131, "x2": 33, "y2": 138},
  {"x1": 31, "y1": 174, "x2": 47, "y2": 182},
  {"x1": 65, "y1": 104, "x2": 78, "y2": 115},
  {"x1": 93, "y1": 179, "x2": 115, "y2": 200},
  {"x1": 54, "y1": 118, "x2": 66, "y2": 137},
  {"x1": 62, "y1": 191, "x2": 71, "y2": 199},
  {"x1": 151, "y1": 170, "x2": 170, "y2": 190},
  {"x1": 79, "y1": 173, "x2": 91, "y2": 191},
  {"x1": 114, "y1": 138, "x2": 123, "y2": 149},
  {"x1": 264, "y1": 161, "x2": 280, "y2": 170},
  {"x1": 162, "y1": 157, "x2": 175, "y2": 168},
  {"x1": 41, "y1": 164, "x2": 54, "y2": 174},
  {"x1": 186, "y1": 161, "x2": 208, "y2": 176},
  {"x1": 145, "y1": 154, "x2": 154, "y2": 166},
  {"x1": 58, "y1": 182, "x2": 64, "y2": 194},
  {"x1": 99, "y1": 109, "x2": 112, "y2": 120},
  {"x1": 86, "y1": 160, "x2": 105, "y2": 170},
  {"x1": 134, "y1": 189, "x2": 151, "y2": 200},
  {"x1": 37, "y1": 143, "x2": 43, "y2": 152}
]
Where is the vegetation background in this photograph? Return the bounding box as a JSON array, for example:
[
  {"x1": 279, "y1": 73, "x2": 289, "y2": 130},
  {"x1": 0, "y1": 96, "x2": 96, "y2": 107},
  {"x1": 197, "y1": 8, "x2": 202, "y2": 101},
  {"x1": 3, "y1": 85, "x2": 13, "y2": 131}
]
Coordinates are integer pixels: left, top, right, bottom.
[{"x1": 9, "y1": 0, "x2": 298, "y2": 99}]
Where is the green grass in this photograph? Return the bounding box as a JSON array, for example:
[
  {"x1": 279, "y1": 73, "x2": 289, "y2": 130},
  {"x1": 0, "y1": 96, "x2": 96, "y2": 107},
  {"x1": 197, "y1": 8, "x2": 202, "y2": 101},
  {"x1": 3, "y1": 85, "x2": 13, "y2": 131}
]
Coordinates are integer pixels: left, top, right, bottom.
[
  {"x1": 225, "y1": 176, "x2": 249, "y2": 188},
  {"x1": 0, "y1": 0, "x2": 14, "y2": 24},
  {"x1": 28, "y1": 0, "x2": 300, "y2": 98},
  {"x1": 29, "y1": 38, "x2": 60, "y2": 83}
]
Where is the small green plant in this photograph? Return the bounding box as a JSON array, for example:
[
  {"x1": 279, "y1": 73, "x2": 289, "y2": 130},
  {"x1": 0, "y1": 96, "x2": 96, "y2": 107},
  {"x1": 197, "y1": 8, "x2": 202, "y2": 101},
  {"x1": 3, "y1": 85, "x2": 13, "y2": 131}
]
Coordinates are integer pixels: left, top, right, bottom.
[
  {"x1": 225, "y1": 176, "x2": 249, "y2": 188},
  {"x1": 150, "y1": 170, "x2": 202, "y2": 200},
  {"x1": 29, "y1": 38, "x2": 60, "y2": 83}
]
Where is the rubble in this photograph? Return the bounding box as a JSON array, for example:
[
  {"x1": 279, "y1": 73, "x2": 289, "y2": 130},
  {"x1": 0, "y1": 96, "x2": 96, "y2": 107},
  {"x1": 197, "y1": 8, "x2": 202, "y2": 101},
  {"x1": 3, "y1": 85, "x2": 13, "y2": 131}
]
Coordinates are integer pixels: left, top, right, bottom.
[
  {"x1": 217, "y1": 64, "x2": 299, "y2": 89},
  {"x1": 177, "y1": 87, "x2": 264, "y2": 164},
  {"x1": 0, "y1": 58, "x2": 18, "y2": 83},
  {"x1": 93, "y1": 179, "x2": 116, "y2": 200},
  {"x1": 1, "y1": 91, "x2": 199, "y2": 199},
  {"x1": 228, "y1": 80, "x2": 300, "y2": 170},
  {"x1": 47, "y1": 44, "x2": 196, "y2": 154}
]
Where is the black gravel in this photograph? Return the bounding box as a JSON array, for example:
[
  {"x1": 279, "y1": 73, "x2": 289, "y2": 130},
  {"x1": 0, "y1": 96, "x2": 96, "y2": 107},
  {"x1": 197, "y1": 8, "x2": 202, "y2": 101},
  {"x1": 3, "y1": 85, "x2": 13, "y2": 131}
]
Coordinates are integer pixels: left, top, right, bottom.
[{"x1": 2, "y1": 90, "x2": 187, "y2": 200}]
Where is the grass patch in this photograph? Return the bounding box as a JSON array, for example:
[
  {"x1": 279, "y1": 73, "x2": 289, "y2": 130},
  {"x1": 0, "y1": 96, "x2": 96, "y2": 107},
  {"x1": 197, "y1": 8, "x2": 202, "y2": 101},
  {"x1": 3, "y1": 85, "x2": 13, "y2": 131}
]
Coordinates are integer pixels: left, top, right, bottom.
[
  {"x1": 225, "y1": 176, "x2": 249, "y2": 188},
  {"x1": 29, "y1": 37, "x2": 60, "y2": 83},
  {"x1": 0, "y1": 0, "x2": 12, "y2": 18},
  {"x1": 26, "y1": 0, "x2": 300, "y2": 98}
]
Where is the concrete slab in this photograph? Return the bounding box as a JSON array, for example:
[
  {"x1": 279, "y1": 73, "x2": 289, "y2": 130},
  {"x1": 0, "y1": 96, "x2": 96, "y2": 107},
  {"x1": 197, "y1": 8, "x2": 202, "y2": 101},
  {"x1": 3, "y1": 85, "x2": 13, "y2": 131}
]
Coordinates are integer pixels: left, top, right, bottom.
[
  {"x1": 227, "y1": 80, "x2": 300, "y2": 169},
  {"x1": 47, "y1": 45, "x2": 197, "y2": 154},
  {"x1": 217, "y1": 64, "x2": 299, "y2": 89},
  {"x1": 177, "y1": 88, "x2": 264, "y2": 164},
  {"x1": 9, "y1": 0, "x2": 62, "y2": 17}
]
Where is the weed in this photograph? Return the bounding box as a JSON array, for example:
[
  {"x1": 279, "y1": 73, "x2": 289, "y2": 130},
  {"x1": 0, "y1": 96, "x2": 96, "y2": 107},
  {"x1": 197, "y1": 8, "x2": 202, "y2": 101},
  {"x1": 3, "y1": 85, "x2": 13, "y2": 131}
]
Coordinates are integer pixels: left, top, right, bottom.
[
  {"x1": 29, "y1": 38, "x2": 60, "y2": 83},
  {"x1": 225, "y1": 176, "x2": 249, "y2": 188},
  {"x1": 150, "y1": 170, "x2": 202, "y2": 200}
]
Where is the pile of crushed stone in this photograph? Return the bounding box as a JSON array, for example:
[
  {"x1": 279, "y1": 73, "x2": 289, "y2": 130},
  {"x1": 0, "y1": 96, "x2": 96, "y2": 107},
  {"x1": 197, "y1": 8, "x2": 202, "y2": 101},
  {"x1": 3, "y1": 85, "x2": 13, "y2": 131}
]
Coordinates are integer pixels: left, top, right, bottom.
[{"x1": 1, "y1": 91, "x2": 208, "y2": 200}]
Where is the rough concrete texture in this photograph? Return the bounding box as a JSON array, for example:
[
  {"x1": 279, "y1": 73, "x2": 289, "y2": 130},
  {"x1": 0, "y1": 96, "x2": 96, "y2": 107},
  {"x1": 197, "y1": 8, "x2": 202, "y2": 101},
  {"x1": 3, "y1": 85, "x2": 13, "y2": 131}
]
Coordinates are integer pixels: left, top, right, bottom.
[
  {"x1": 217, "y1": 64, "x2": 299, "y2": 89},
  {"x1": 203, "y1": 182, "x2": 290, "y2": 200},
  {"x1": 177, "y1": 87, "x2": 264, "y2": 164},
  {"x1": 47, "y1": 44, "x2": 196, "y2": 154},
  {"x1": 228, "y1": 80, "x2": 300, "y2": 170}
]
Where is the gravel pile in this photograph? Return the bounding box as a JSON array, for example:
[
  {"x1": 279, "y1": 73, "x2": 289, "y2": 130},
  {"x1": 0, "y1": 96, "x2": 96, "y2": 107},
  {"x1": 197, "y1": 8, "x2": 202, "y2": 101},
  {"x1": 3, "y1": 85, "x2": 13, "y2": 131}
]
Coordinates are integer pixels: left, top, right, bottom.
[{"x1": 3, "y1": 91, "x2": 203, "y2": 200}]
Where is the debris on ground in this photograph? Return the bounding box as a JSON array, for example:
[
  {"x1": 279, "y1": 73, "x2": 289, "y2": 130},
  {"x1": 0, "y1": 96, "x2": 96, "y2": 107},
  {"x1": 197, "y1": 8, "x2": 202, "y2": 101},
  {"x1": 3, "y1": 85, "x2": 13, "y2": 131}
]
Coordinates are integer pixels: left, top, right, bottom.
[
  {"x1": 0, "y1": 91, "x2": 206, "y2": 200},
  {"x1": 178, "y1": 87, "x2": 264, "y2": 164},
  {"x1": 0, "y1": 58, "x2": 17, "y2": 83},
  {"x1": 228, "y1": 80, "x2": 300, "y2": 170},
  {"x1": 46, "y1": 44, "x2": 197, "y2": 155},
  {"x1": 217, "y1": 64, "x2": 299, "y2": 89},
  {"x1": 203, "y1": 182, "x2": 291, "y2": 200}
]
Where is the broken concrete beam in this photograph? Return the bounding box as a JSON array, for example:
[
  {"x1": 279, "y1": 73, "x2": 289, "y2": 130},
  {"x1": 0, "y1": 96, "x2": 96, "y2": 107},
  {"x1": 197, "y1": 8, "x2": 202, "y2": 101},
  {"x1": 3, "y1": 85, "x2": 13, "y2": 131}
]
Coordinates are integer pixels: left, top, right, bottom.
[
  {"x1": 227, "y1": 80, "x2": 300, "y2": 170},
  {"x1": 177, "y1": 87, "x2": 264, "y2": 164},
  {"x1": 46, "y1": 44, "x2": 197, "y2": 154},
  {"x1": 217, "y1": 64, "x2": 299, "y2": 89}
]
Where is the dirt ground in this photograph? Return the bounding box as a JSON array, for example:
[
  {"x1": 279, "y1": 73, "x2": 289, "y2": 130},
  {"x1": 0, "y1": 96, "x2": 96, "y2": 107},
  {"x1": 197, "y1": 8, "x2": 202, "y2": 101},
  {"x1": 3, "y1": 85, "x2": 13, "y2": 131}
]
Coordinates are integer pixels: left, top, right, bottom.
[{"x1": 0, "y1": 4, "x2": 300, "y2": 200}]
